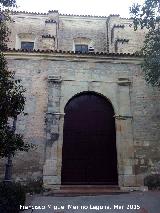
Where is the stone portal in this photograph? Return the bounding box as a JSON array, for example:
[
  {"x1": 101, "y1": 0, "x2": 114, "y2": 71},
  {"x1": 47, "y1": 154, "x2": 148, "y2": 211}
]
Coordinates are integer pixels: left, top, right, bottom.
[{"x1": 61, "y1": 92, "x2": 118, "y2": 185}]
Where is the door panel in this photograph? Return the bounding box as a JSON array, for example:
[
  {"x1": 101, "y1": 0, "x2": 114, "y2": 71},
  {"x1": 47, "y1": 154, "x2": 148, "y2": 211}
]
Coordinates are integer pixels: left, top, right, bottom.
[{"x1": 61, "y1": 93, "x2": 118, "y2": 185}]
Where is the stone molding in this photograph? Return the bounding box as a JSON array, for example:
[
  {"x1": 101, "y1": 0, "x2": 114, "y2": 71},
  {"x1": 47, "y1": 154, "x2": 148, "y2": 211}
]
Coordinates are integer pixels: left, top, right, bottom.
[
  {"x1": 4, "y1": 52, "x2": 143, "y2": 65},
  {"x1": 46, "y1": 112, "x2": 65, "y2": 116},
  {"x1": 48, "y1": 75, "x2": 62, "y2": 82},
  {"x1": 114, "y1": 115, "x2": 133, "y2": 120},
  {"x1": 117, "y1": 78, "x2": 131, "y2": 86}
]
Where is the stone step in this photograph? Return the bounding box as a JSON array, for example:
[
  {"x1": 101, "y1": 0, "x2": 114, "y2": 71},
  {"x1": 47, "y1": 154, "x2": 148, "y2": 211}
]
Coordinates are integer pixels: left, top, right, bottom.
[
  {"x1": 60, "y1": 185, "x2": 120, "y2": 190},
  {"x1": 46, "y1": 185, "x2": 128, "y2": 196}
]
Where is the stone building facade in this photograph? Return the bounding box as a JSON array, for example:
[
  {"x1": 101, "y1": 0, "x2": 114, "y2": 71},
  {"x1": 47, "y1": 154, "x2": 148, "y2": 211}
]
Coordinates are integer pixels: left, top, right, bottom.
[{"x1": 0, "y1": 10, "x2": 160, "y2": 190}]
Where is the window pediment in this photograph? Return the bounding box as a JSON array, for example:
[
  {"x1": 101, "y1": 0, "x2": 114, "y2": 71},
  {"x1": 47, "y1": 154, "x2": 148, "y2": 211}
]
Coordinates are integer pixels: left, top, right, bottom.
[{"x1": 18, "y1": 33, "x2": 36, "y2": 40}]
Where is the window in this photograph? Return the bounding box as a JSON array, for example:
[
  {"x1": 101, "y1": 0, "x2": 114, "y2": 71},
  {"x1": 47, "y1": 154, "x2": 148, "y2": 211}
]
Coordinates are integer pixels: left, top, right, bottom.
[
  {"x1": 21, "y1": 42, "x2": 34, "y2": 50},
  {"x1": 75, "y1": 45, "x2": 88, "y2": 53}
]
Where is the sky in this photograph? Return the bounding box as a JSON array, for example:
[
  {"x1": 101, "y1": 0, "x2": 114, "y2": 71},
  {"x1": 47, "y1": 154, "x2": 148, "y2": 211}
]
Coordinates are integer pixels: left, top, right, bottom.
[{"x1": 15, "y1": 0, "x2": 144, "y2": 18}]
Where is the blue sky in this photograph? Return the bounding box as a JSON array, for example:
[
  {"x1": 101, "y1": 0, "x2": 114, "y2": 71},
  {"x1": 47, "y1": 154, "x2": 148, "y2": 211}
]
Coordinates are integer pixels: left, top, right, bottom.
[{"x1": 15, "y1": 0, "x2": 144, "y2": 18}]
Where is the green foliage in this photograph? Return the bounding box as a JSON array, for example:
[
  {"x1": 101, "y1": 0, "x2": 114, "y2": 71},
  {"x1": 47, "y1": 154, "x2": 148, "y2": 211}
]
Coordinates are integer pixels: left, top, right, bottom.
[
  {"x1": 0, "y1": 126, "x2": 35, "y2": 158},
  {"x1": 141, "y1": 28, "x2": 160, "y2": 86},
  {"x1": 0, "y1": 182, "x2": 26, "y2": 213},
  {"x1": 130, "y1": 0, "x2": 160, "y2": 30},
  {"x1": 0, "y1": 0, "x2": 34, "y2": 159},
  {"x1": 0, "y1": 20, "x2": 9, "y2": 50},
  {"x1": 0, "y1": 0, "x2": 16, "y2": 8},
  {"x1": 0, "y1": 50, "x2": 32, "y2": 157},
  {"x1": 0, "y1": 0, "x2": 15, "y2": 50},
  {"x1": 0, "y1": 53, "x2": 26, "y2": 126},
  {"x1": 130, "y1": 0, "x2": 160, "y2": 87},
  {"x1": 144, "y1": 174, "x2": 160, "y2": 189}
]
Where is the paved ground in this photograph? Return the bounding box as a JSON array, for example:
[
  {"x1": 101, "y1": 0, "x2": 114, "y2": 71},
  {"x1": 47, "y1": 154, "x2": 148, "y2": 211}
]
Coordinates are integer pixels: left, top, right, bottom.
[{"x1": 22, "y1": 191, "x2": 160, "y2": 213}]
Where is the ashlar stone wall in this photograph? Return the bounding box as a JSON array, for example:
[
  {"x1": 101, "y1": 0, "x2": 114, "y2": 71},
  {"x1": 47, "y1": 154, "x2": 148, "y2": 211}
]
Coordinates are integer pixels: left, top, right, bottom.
[
  {"x1": 8, "y1": 11, "x2": 148, "y2": 54},
  {"x1": 1, "y1": 52, "x2": 159, "y2": 190},
  {"x1": 107, "y1": 15, "x2": 148, "y2": 53},
  {"x1": 8, "y1": 11, "x2": 58, "y2": 51}
]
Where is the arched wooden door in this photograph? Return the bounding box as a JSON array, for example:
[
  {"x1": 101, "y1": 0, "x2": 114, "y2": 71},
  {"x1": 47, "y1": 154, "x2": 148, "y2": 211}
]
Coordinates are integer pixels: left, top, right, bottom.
[{"x1": 61, "y1": 92, "x2": 118, "y2": 185}]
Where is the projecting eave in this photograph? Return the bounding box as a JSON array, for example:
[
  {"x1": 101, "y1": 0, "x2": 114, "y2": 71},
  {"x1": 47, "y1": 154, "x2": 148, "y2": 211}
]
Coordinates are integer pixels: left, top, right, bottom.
[{"x1": 4, "y1": 50, "x2": 143, "y2": 65}]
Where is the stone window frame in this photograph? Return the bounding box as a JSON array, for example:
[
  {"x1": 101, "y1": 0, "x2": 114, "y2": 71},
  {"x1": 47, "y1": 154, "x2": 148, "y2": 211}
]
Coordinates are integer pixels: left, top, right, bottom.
[
  {"x1": 73, "y1": 37, "x2": 94, "y2": 53},
  {"x1": 15, "y1": 33, "x2": 36, "y2": 50}
]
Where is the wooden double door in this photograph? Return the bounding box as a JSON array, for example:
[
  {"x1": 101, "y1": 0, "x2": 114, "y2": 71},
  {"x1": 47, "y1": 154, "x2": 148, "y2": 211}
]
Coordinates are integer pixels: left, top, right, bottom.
[{"x1": 61, "y1": 93, "x2": 118, "y2": 185}]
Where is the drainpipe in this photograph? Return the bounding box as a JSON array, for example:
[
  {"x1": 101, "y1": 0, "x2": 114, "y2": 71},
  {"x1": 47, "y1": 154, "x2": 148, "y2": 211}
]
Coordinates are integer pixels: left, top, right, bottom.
[
  {"x1": 106, "y1": 16, "x2": 110, "y2": 53},
  {"x1": 56, "y1": 20, "x2": 59, "y2": 50}
]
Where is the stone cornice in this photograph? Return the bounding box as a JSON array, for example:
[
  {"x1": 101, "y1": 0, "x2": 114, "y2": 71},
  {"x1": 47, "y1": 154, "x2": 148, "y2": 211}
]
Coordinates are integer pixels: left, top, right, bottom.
[{"x1": 4, "y1": 51, "x2": 143, "y2": 64}]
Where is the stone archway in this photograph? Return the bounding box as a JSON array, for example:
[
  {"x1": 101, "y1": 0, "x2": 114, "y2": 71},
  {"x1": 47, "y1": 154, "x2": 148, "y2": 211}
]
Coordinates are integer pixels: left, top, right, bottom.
[{"x1": 61, "y1": 92, "x2": 118, "y2": 185}]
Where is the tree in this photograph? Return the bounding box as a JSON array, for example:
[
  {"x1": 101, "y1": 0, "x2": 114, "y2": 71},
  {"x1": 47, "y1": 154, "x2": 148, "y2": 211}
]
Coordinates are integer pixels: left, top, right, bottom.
[
  {"x1": 130, "y1": 0, "x2": 160, "y2": 87},
  {"x1": 0, "y1": 1, "x2": 34, "y2": 181}
]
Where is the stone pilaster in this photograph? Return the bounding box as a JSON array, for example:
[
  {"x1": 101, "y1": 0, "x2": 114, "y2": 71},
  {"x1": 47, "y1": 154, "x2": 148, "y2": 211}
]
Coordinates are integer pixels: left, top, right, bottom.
[{"x1": 43, "y1": 76, "x2": 62, "y2": 188}]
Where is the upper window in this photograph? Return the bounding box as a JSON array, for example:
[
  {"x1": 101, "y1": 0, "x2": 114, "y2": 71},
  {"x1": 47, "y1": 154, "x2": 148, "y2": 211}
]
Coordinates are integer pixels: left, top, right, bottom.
[
  {"x1": 75, "y1": 45, "x2": 88, "y2": 53},
  {"x1": 21, "y1": 42, "x2": 34, "y2": 50}
]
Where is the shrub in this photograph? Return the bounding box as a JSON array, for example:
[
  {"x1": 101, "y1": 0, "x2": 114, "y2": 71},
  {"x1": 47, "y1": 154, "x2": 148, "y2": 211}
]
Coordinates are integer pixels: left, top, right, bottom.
[
  {"x1": 0, "y1": 182, "x2": 26, "y2": 213},
  {"x1": 144, "y1": 174, "x2": 160, "y2": 190},
  {"x1": 24, "y1": 178, "x2": 43, "y2": 194}
]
